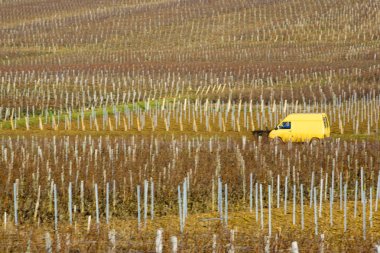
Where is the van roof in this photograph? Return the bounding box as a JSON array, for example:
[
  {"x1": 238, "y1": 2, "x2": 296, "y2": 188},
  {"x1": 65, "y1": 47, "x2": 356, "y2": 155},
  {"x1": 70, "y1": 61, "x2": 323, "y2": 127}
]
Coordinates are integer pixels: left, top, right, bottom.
[{"x1": 283, "y1": 113, "x2": 327, "y2": 121}]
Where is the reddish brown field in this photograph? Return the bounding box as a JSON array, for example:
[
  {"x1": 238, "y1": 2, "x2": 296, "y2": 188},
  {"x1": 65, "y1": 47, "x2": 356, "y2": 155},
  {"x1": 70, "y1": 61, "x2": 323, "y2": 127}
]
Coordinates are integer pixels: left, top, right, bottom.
[{"x1": 0, "y1": 0, "x2": 380, "y2": 251}]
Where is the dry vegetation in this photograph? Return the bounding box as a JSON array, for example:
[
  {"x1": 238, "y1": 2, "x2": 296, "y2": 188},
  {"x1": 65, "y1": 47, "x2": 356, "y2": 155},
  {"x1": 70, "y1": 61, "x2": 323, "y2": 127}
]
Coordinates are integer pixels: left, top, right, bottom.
[{"x1": 0, "y1": 0, "x2": 380, "y2": 251}]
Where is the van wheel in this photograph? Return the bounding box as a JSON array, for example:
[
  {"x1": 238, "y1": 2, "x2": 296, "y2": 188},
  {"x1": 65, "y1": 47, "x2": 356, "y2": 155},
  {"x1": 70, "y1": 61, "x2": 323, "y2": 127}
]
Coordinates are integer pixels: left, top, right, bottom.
[
  {"x1": 272, "y1": 137, "x2": 283, "y2": 145},
  {"x1": 310, "y1": 138, "x2": 320, "y2": 146}
]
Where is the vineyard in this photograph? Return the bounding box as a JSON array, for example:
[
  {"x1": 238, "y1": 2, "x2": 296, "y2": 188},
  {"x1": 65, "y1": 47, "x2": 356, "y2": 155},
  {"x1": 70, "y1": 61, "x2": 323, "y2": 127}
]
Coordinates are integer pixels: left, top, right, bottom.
[{"x1": 0, "y1": 0, "x2": 380, "y2": 251}]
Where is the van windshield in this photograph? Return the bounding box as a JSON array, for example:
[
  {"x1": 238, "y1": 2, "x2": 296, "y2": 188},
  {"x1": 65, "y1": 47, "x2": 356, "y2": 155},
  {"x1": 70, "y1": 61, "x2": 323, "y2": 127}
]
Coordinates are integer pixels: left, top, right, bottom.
[{"x1": 279, "y1": 121, "x2": 291, "y2": 129}]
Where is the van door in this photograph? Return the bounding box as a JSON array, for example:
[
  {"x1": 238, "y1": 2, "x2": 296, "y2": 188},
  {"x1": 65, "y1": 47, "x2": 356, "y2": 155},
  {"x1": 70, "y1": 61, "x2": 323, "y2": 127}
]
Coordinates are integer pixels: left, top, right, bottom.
[{"x1": 278, "y1": 121, "x2": 292, "y2": 142}]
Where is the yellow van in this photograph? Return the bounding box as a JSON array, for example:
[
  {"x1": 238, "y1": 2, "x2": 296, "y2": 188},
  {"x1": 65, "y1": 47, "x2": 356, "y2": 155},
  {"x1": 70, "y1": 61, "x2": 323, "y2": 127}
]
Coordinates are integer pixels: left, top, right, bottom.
[{"x1": 269, "y1": 113, "x2": 330, "y2": 144}]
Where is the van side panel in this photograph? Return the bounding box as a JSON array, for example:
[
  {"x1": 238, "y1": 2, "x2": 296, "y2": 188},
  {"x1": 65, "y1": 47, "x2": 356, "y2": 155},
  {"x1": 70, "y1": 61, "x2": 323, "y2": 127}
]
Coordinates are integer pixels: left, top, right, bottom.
[{"x1": 294, "y1": 120, "x2": 324, "y2": 142}]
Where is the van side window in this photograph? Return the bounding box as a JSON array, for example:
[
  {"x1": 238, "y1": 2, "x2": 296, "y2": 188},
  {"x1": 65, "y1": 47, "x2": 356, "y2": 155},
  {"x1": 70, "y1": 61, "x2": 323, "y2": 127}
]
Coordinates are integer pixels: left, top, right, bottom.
[{"x1": 279, "y1": 122, "x2": 291, "y2": 129}]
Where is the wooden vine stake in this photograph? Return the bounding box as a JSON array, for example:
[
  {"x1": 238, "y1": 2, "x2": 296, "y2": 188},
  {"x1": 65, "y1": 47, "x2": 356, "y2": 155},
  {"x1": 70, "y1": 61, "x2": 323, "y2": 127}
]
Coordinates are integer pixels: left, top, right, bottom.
[{"x1": 39, "y1": 117, "x2": 43, "y2": 130}]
